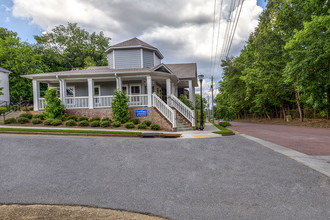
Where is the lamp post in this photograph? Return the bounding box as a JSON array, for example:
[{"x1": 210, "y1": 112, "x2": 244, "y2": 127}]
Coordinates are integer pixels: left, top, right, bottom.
[{"x1": 198, "y1": 74, "x2": 204, "y2": 130}]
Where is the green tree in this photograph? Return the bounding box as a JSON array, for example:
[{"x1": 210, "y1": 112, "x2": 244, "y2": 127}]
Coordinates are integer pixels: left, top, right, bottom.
[
  {"x1": 44, "y1": 88, "x2": 65, "y2": 119},
  {"x1": 179, "y1": 94, "x2": 194, "y2": 109},
  {"x1": 111, "y1": 90, "x2": 130, "y2": 123},
  {"x1": 34, "y1": 23, "x2": 111, "y2": 70}
]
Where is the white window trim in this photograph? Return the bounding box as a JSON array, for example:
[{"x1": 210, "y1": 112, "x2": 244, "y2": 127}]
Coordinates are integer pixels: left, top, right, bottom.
[
  {"x1": 122, "y1": 84, "x2": 128, "y2": 94},
  {"x1": 94, "y1": 85, "x2": 101, "y2": 96},
  {"x1": 130, "y1": 84, "x2": 141, "y2": 95},
  {"x1": 66, "y1": 86, "x2": 75, "y2": 97}
]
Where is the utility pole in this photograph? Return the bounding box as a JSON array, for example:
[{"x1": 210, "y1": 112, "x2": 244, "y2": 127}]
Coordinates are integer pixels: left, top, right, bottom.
[
  {"x1": 211, "y1": 76, "x2": 214, "y2": 123},
  {"x1": 207, "y1": 95, "x2": 210, "y2": 122}
]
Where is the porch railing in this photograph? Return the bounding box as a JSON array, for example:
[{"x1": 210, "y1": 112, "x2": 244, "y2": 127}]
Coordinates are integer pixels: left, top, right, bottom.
[
  {"x1": 65, "y1": 96, "x2": 89, "y2": 109},
  {"x1": 169, "y1": 95, "x2": 195, "y2": 127},
  {"x1": 128, "y1": 94, "x2": 148, "y2": 107},
  {"x1": 152, "y1": 93, "x2": 176, "y2": 128},
  {"x1": 94, "y1": 96, "x2": 114, "y2": 108},
  {"x1": 39, "y1": 98, "x2": 46, "y2": 110}
]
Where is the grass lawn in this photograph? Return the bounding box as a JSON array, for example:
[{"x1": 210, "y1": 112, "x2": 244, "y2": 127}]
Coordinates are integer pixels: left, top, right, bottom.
[
  {"x1": 0, "y1": 127, "x2": 141, "y2": 135},
  {"x1": 212, "y1": 123, "x2": 234, "y2": 135}
]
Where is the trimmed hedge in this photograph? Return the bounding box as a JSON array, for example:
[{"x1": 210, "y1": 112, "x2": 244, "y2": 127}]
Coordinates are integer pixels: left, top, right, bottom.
[
  {"x1": 91, "y1": 121, "x2": 100, "y2": 127},
  {"x1": 100, "y1": 120, "x2": 110, "y2": 127},
  {"x1": 78, "y1": 120, "x2": 89, "y2": 127},
  {"x1": 19, "y1": 113, "x2": 33, "y2": 119},
  {"x1": 4, "y1": 118, "x2": 16, "y2": 124},
  {"x1": 129, "y1": 118, "x2": 140, "y2": 124},
  {"x1": 66, "y1": 116, "x2": 78, "y2": 121},
  {"x1": 113, "y1": 121, "x2": 121, "y2": 127},
  {"x1": 218, "y1": 122, "x2": 231, "y2": 127},
  {"x1": 142, "y1": 120, "x2": 151, "y2": 126},
  {"x1": 124, "y1": 122, "x2": 135, "y2": 129},
  {"x1": 78, "y1": 116, "x2": 89, "y2": 122},
  {"x1": 101, "y1": 117, "x2": 111, "y2": 122},
  {"x1": 137, "y1": 123, "x2": 147, "y2": 129},
  {"x1": 150, "y1": 124, "x2": 160, "y2": 130},
  {"x1": 51, "y1": 119, "x2": 62, "y2": 126},
  {"x1": 32, "y1": 118, "x2": 42, "y2": 124},
  {"x1": 44, "y1": 119, "x2": 54, "y2": 125},
  {"x1": 17, "y1": 117, "x2": 30, "y2": 124},
  {"x1": 65, "y1": 119, "x2": 77, "y2": 126},
  {"x1": 90, "y1": 117, "x2": 101, "y2": 122},
  {"x1": 32, "y1": 114, "x2": 45, "y2": 120}
]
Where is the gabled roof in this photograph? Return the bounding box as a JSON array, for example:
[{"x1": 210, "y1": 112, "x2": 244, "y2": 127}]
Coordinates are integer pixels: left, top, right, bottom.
[
  {"x1": 166, "y1": 63, "x2": 197, "y2": 79},
  {"x1": 105, "y1": 37, "x2": 164, "y2": 59},
  {"x1": 0, "y1": 67, "x2": 10, "y2": 74}
]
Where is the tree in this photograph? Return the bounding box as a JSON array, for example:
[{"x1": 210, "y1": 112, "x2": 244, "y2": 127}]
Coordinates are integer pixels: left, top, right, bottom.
[
  {"x1": 34, "y1": 23, "x2": 111, "y2": 70},
  {"x1": 111, "y1": 90, "x2": 130, "y2": 123},
  {"x1": 44, "y1": 88, "x2": 65, "y2": 119}
]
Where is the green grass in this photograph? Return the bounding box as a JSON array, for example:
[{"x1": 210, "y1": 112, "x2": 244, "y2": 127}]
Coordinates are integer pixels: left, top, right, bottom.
[
  {"x1": 0, "y1": 127, "x2": 141, "y2": 135},
  {"x1": 212, "y1": 123, "x2": 234, "y2": 135}
]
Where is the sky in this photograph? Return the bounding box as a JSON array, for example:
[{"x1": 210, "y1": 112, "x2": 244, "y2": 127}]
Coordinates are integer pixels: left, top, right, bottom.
[{"x1": 0, "y1": 0, "x2": 267, "y2": 97}]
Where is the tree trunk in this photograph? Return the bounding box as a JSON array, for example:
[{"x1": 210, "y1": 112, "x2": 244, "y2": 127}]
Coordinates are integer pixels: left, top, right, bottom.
[
  {"x1": 281, "y1": 105, "x2": 286, "y2": 121},
  {"x1": 327, "y1": 87, "x2": 330, "y2": 120},
  {"x1": 294, "y1": 86, "x2": 303, "y2": 122},
  {"x1": 262, "y1": 103, "x2": 271, "y2": 120}
]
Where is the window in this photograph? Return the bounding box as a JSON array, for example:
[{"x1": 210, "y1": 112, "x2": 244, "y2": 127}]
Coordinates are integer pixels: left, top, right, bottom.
[
  {"x1": 94, "y1": 85, "x2": 100, "y2": 96},
  {"x1": 66, "y1": 87, "x2": 75, "y2": 97},
  {"x1": 122, "y1": 85, "x2": 128, "y2": 93},
  {"x1": 131, "y1": 86, "x2": 140, "y2": 94}
]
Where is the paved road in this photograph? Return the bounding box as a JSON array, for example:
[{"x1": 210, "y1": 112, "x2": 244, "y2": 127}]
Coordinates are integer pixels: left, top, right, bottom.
[
  {"x1": 231, "y1": 122, "x2": 330, "y2": 156},
  {"x1": 0, "y1": 134, "x2": 329, "y2": 219}
]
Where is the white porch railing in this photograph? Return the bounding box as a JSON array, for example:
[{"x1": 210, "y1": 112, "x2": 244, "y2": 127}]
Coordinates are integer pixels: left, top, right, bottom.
[
  {"x1": 65, "y1": 96, "x2": 89, "y2": 109},
  {"x1": 38, "y1": 98, "x2": 46, "y2": 110},
  {"x1": 94, "y1": 96, "x2": 114, "y2": 108},
  {"x1": 129, "y1": 94, "x2": 148, "y2": 107},
  {"x1": 169, "y1": 95, "x2": 195, "y2": 127},
  {"x1": 152, "y1": 93, "x2": 176, "y2": 128}
]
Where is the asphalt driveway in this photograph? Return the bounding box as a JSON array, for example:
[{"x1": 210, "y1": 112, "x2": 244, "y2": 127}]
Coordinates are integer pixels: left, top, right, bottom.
[{"x1": 0, "y1": 134, "x2": 329, "y2": 219}]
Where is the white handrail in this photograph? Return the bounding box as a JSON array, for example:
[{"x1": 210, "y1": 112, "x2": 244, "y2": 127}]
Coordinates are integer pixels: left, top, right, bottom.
[
  {"x1": 152, "y1": 93, "x2": 176, "y2": 128},
  {"x1": 65, "y1": 96, "x2": 89, "y2": 109},
  {"x1": 169, "y1": 95, "x2": 195, "y2": 127}
]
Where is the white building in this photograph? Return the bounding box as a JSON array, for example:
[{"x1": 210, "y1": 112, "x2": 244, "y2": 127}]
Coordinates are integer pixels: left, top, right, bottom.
[{"x1": 0, "y1": 67, "x2": 10, "y2": 103}]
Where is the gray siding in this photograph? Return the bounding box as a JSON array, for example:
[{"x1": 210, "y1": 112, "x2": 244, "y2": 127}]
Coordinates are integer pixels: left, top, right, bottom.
[
  {"x1": 143, "y1": 49, "x2": 154, "y2": 68},
  {"x1": 108, "y1": 51, "x2": 113, "y2": 69},
  {"x1": 114, "y1": 49, "x2": 141, "y2": 69},
  {"x1": 96, "y1": 81, "x2": 116, "y2": 95},
  {"x1": 67, "y1": 82, "x2": 88, "y2": 96},
  {"x1": 154, "y1": 54, "x2": 161, "y2": 66}
]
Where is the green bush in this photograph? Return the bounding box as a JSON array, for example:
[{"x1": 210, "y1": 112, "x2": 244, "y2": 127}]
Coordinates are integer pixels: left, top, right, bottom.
[
  {"x1": 137, "y1": 123, "x2": 147, "y2": 129},
  {"x1": 91, "y1": 121, "x2": 100, "y2": 127},
  {"x1": 129, "y1": 118, "x2": 140, "y2": 124},
  {"x1": 112, "y1": 90, "x2": 130, "y2": 123},
  {"x1": 66, "y1": 116, "x2": 78, "y2": 121},
  {"x1": 51, "y1": 119, "x2": 62, "y2": 126},
  {"x1": 112, "y1": 121, "x2": 121, "y2": 127},
  {"x1": 4, "y1": 118, "x2": 16, "y2": 124},
  {"x1": 78, "y1": 120, "x2": 89, "y2": 127},
  {"x1": 142, "y1": 120, "x2": 151, "y2": 126},
  {"x1": 150, "y1": 124, "x2": 160, "y2": 130},
  {"x1": 19, "y1": 113, "x2": 33, "y2": 119},
  {"x1": 90, "y1": 117, "x2": 101, "y2": 122},
  {"x1": 44, "y1": 88, "x2": 65, "y2": 119},
  {"x1": 101, "y1": 117, "x2": 111, "y2": 122},
  {"x1": 44, "y1": 119, "x2": 54, "y2": 125},
  {"x1": 65, "y1": 119, "x2": 77, "y2": 126},
  {"x1": 100, "y1": 120, "x2": 110, "y2": 127},
  {"x1": 219, "y1": 122, "x2": 231, "y2": 127},
  {"x1": 32, "y1": 118, "x2": 42, "y2": 124},
  {"x1": 124, "y1": 122, "x2": 135, "y2": 129},
  {"x1": 78, "y1": 116, "x2": 89, "y2": 122},
  {"x1": 17, "y1": 117, "x2": 30, "y2": 124},
  {"x1": 32, "y1": 114, "x2": 45, "y2": 120}
]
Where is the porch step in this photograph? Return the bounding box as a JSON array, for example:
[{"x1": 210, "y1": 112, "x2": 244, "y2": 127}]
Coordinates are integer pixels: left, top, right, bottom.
[{"x1": 176, "y1": 115, "x2": 193, "y2": 131}]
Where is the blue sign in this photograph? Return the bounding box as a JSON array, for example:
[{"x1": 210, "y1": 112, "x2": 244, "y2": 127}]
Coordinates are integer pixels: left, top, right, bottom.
[{"x1": 136, "y1": 110, "x2": 147, "y2": 117}]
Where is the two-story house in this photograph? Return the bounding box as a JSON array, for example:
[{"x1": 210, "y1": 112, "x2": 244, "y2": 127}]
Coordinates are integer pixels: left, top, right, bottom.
[{"x1": 23, "y1": 38, "x2": 198, "y2": 131}]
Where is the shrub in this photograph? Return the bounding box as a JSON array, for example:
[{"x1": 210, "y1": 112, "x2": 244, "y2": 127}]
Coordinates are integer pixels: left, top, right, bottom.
[
  {"x1": 19, "y1": 113, "x2": 33, "y2": 119},
  {"x1": 32, "y1": 118, "x2": 42, "y2": 124},
  {"x1": 124, "y1": 122, "x2": 135, "y2": 129},
  {"x1": 65, "y1": 119, "x2": 77, "y2": 126},
  {"x1": 4, "y1": 118, "x2": 16, "y2": 124},
  {"x1": 101, "y1": 117, "x2": 111, "y2": 122},
  {"x1": 90, "y1": 117, "x2": 101, "y2": 122},
  {"x1": 51, "y1": 119, "x2": 62, "y2": 126},
  {"x1": 78, "y1": 120, "x2": 89, "y2": 127},
  {"x1": 129, "y1": 118, "x2": 140, "y2": 124},
  {"x1": 112, "y1": 121, "x2": 121, "y2": 127},
  {"x1": 100, "y1": 120, "x2": 110, "y2": 127},
  {"x1": 112, "y1": 90, "x2": 129, "y2": 123},
  {"x1": 137, "y1": 123, "x2": 147, "y2": 129},
  {"x1": 32, "y1": 114, "x2": 45, "y2": 120},
  {"x1": 78, "y1": 116, "x2": 89, "y2": 122},
  {"x1": 44, "y1": 88, "x2": 65, "y2": 119},
  {"x1": 44, "y1": 119, "x2": 54, "y2": 125},
  {"x1": 17, "y1": 117, "x2": 30, "y2": 124},
  {"x1": 219, "y1": 122, "x2": 231, "y2": 127},
  {"x1": 142, "y1": 120, "x2": 151, "y2": 126},
  {"x1": 66, "y1": 116, "x2": 78, "y2": 121},
  {"x1": 91, "y1": 121, "x2": 100, "y2": 127},
  {"x1": 150, "y1": 124, "x2": 160, "y2": 130}
]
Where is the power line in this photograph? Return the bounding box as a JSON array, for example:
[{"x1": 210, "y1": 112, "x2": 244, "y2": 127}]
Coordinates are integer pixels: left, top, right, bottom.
[
  {"x1": 211, "y1": 0, "x2": 224, "y2": 77},
  {"x1": 209, "y1": 0, "x2": 217, "y2": 74}
]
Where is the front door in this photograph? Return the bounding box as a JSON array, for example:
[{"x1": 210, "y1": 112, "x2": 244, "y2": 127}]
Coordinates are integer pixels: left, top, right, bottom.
[{"x1": 130, "y1": 84, "x2": 141, "y2": 105}]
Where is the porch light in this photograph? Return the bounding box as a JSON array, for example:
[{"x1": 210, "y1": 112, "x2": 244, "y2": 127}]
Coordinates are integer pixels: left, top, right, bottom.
[{"x1": 198, "y1": 74, "x2": 204, "y2": 131}]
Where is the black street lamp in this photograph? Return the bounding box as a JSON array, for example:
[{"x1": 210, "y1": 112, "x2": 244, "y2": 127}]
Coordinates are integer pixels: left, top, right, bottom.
[{"x1": 198, "y1": 74, "x2": 204, "y2": 130}]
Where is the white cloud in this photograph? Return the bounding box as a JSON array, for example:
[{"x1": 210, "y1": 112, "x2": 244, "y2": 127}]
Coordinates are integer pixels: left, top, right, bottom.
[{"x1": 11, "y1": 0, "x2": 262, "y2": 87}]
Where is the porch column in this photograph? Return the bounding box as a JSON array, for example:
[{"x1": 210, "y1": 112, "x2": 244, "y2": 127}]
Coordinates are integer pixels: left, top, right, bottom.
[
  {"x1": 171, "y1": 82, "x2": 175, "y2": 96},
  {"x1": 147, "y1": 75, "x2": 152, "y2": 107},
  {"x1": 59, "y1": 79, "x2": 66, "y2": 105},
  {"x1": 32, "y1": 80, "x2": 40, "y2": 111},
  {"x1": 116, "y1": 76, "x2": 122, "y2": 91},
  {"x1": 188, "y1": 80, "x2": 194, "y2": 105},
  {"x1": 88, "y1": 78, "x2": 94, "y2": 109},
  {"x1": 166, "y1": 78, "x2": 171, "y2": 104}
]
